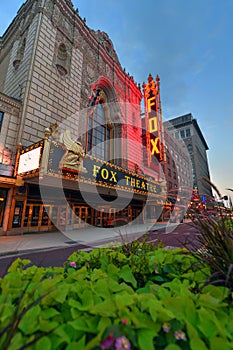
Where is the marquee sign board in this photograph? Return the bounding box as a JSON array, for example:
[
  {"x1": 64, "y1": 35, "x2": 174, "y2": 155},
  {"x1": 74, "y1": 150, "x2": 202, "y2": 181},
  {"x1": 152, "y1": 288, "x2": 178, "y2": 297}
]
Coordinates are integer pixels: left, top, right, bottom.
[
  {"x1": 17, "y1": 144, "x2": 43, "y2": 176},
  {"x1": 47, "y1": 142, "x2": 162, "y2": 196},
  {"x1": 81, "y1": 157, "x2": 162, "y2": 195}
]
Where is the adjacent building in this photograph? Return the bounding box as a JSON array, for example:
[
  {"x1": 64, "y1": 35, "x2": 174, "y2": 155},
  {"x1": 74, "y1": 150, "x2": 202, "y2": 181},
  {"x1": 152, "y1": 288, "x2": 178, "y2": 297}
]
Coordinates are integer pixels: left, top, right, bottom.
[{"x1": 167, "y1": 113, "x2": 212, "y2": 197}]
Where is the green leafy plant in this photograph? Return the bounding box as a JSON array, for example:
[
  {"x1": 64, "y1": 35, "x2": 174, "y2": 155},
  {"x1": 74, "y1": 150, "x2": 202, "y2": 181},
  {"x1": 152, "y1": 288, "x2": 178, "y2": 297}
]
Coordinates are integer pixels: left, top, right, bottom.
[
  {"x1": 1, "y1": 248, "x2": 233, "y2": 349},
  {"x1": 0, "y1": 259, "x2": 62, "y2": 350},
  {"x1": 188, "y1": 178, "x2": 233, "y2": 303}
]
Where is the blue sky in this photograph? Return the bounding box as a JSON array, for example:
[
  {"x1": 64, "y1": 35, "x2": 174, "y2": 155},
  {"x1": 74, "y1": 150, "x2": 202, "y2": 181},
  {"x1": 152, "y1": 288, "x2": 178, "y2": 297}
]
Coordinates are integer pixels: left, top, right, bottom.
[{"x1": 0, "y1": 0, "x2": 232, "y2": 198}]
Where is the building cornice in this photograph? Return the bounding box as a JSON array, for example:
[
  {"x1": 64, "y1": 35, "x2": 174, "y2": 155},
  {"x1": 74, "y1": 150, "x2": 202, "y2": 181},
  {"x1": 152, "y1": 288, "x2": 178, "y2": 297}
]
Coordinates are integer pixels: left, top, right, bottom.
[{"x1": 0, "y1": 92, "x2": 22, "y2": 111}]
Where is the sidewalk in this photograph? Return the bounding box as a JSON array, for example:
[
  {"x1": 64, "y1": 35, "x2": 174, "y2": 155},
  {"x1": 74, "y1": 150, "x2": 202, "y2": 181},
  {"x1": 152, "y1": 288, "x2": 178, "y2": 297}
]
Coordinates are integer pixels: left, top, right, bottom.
[{"x1": 0, "y1": 222, "x2": 170, "y2": 257}]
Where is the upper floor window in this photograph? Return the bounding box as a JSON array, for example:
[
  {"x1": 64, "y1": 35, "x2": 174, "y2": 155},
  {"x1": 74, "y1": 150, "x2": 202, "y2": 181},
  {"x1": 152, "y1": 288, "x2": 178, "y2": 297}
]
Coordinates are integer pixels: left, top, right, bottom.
[
  {"x1": 186, "y1": 128, "x2": 191, "y2": 137},
  {"x1": 187, "y1": 144, "x2": 193, "y2": 152},
  {"x1": 0, "y1": 112, "x2": 4, "y2": 131},
  {"x1": 87, "y1": 89, "x2": 112, "y2": 161},
  {"x1": 180, "y1": 130, "x2": 185, "y2": 138}
]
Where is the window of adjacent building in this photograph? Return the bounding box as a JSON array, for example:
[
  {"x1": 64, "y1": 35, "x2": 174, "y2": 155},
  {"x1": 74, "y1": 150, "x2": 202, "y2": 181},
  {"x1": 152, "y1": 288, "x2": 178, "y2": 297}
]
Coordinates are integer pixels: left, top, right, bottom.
[
  {"x1": 87, "y1": 101, "x2": 111, "y2": 160},
  {"x1": 175, "y1": 132, "x2": 179, "y2": 139},
  {"x1": 0, "y1": 112, "x2": 3, "y2": 131},
  {"x1": 187, "y1": 144, "x2": 193, "y2": 152},
  {"x1": 180, "y1": 130, "x2": 185, "y2": 138},
  {"x1": 168, "y1": 168, "x2": 171, "y2": 177},
  {"x1": 186, "y1": 128, "x2": 191, "y2": 137}
]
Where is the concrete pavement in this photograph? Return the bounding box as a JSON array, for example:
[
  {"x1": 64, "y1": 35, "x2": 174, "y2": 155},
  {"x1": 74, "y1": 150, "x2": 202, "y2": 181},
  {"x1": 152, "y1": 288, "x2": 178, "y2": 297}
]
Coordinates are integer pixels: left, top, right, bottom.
[{"x1": 0, "y1": 222, "x2": 172, "y2": 257}]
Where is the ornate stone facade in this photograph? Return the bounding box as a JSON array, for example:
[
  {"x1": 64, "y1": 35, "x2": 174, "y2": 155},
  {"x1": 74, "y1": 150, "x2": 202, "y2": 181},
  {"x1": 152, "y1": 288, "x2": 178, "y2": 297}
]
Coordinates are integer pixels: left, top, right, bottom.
[{"x1": 0, "y1": 0, "x2": 142, "y2": 171}]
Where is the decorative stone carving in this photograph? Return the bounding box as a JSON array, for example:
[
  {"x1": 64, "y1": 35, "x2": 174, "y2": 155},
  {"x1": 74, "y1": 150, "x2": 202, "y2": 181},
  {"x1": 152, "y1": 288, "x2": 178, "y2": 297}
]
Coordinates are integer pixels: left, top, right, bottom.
[
  {"x1": 93, "y1": 30, "x2": 120, "y2": 65},
  {"x1": 13, "y1": 36, "x2": 27, "y2": 70},
  {"x1": 54, "y1": 31, "x2": 72, "y2": 76}
]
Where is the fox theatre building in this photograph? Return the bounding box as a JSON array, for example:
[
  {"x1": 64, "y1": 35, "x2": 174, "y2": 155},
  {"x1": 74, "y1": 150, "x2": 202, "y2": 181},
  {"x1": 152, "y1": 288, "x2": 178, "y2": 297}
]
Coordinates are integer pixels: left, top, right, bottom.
[{"x1": 11, "y1": 120, "x2": 164, "y2": 233}]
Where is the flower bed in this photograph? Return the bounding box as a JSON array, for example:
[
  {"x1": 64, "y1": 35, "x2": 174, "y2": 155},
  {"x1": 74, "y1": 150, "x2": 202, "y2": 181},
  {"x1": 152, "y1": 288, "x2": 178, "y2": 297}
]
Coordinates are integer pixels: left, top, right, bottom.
[{"x1": 0, "y1": 243, "x2": 233, "y2": 350}]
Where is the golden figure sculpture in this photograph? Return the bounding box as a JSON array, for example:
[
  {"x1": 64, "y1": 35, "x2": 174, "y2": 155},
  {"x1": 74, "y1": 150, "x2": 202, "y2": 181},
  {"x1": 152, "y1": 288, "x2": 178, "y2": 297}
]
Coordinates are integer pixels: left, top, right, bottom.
[
  {"x1": 49, "y1": 123, "x2": 87, "y2": 173},
  {"x1": 61, "y1": 130, "x2": 87, "y2": 173}
]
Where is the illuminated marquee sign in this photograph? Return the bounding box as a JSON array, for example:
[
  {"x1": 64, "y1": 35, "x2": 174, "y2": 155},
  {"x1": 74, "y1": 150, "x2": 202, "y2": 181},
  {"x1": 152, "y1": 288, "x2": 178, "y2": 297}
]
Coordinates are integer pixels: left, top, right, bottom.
[
  {"x1": 81, "y1": 157, "x2": 161, "y2": 195},
  {"x1": 142, "y1": 74, "x2": 163, "y2": 163},
  {"x1": 47, "y1": 144, "x2": 161, "y2": 195},
  {"x1": 18, "y1": 147, "x2": 42, "y2": 175}
]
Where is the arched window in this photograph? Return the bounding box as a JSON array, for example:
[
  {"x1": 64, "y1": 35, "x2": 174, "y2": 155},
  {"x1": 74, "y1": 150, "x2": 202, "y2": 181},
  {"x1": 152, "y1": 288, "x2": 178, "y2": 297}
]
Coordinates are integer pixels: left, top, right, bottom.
[{"x1": 87, "y1": 89, "x2": 112, "y2": 161}]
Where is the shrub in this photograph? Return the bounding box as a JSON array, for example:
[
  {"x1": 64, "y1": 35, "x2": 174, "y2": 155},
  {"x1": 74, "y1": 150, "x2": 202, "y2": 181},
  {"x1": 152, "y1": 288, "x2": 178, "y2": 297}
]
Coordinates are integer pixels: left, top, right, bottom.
[{"x1": 1, "y1": 245, "x2": 232, "y2": 350}]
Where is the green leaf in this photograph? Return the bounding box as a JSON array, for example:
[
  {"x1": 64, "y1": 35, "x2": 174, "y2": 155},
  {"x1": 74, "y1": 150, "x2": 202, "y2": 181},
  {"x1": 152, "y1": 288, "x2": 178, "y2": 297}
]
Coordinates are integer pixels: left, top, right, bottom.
[
  {"x1": 83, "y1": 333, "x2": 101, "y2": 350},
  {"x1": 54, "y1": 325, "x2": 72, "y2": 344},
  {"x1": 115, "y1": 293, "x2": 135, "y2": 308},
  {"x1": 197, "y1": 308, "x2": 218, "y2": 339},
  {"x1": 209, "y1": 336, "x2": 232, "y2": 350},
  {"x1": 137, "y1": 329, "x2": 155, "y2": 350},
  {"x1": 201, "y1": 285, "x2": 228, "y2": 302},
  {"x1": 79, "y1": 289, "x2": 94, "y2": 311},
  {"x1": 6, "y1": 332, "x2": 24, "y2": 350},
  {"x1": 18, "y1": 304, "x2": 41, "y2": 335},
  {"x1": 39, "y1": 319, "x2": 59, "y2": 332},
  {"x1": 40, "y1": 308, "x2": 60, "y2": 320},
  {"x1": 164, "y1": 345, "x2": 182, "y2": 350},
  {"x1": 35, "y1": 336, "x2": 52, "y2": 350},
  {"x1": 91, "y1": 299, "x2": 116, "y2": 317},
  {"x1": 107, "y1": 263, "x2": 120, "y2": 278},
  {"x1": 51, "y1": 283, "x2": 70, "y2": 303},
  {"x1": 97, "y1": 317, "x2": 112, "y2": 332},
  {"x1": 186, "y1": 321, "x2": 208, "y2": 350},
  {"x1": 198, "y1": 292, "x2": 226, "y2": 311},
  {"x1": 92, "y1": 279, "x2": 111, "y2": 299},
  {"x1": 119, "y1": 266, "x2": 137, "y2": 288},
  {"x1": 66, "y1": 336, "x2": 86, "y2": 350},
  {"x1": 8, "y1": 258, "x2": 31, "y2": 273},
  {"x1": 108, "y1": 279, "x2": 134, "y2": 294}
]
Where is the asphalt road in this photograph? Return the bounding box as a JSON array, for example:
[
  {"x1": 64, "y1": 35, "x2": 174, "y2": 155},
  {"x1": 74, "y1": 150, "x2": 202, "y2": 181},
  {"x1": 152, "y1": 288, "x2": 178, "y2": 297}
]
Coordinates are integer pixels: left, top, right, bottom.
[{"x1": 0, "y1": 223, "x2": 201, "y2": 277}]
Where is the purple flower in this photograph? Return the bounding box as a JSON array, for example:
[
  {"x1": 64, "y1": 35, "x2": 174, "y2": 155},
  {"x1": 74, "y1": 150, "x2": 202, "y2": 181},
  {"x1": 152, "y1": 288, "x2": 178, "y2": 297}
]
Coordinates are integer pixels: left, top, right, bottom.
[
  {"x1": 115, "y1": 336, "x2": 131, "y2": 350},
  {"x1": 174, "y1": 330, "x2": 187, "y2": 341},
  {"x1": 69, "y1": 261, "x2": 76, "y2": 268},
  {"x1": 162, "y1": 322, "x2": 171, "y2": 333},
  {"x1": 100, "y1": 333, "x2": 115, "y2": 349}
]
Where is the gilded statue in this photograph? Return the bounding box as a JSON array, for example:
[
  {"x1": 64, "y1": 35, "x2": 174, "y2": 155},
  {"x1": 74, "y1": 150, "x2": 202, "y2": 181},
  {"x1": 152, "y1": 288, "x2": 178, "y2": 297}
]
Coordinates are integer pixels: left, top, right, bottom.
[
  {"x1": 48, "y1": 123, "x2": 87, "y2": 173},
  {"x1": 61, "y1": 130, "x2": 87, "y2": 173}
]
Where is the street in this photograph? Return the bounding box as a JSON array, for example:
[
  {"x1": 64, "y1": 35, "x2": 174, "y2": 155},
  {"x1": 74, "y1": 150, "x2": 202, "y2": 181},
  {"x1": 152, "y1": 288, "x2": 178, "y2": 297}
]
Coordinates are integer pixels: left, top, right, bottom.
[{"x1": 0, "y1": 222, "x2": 201, "y2": 277}]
